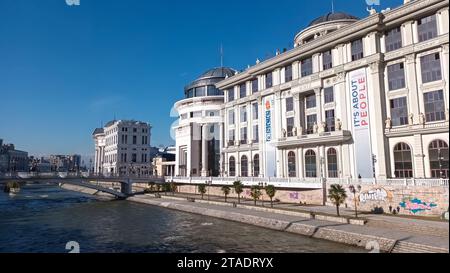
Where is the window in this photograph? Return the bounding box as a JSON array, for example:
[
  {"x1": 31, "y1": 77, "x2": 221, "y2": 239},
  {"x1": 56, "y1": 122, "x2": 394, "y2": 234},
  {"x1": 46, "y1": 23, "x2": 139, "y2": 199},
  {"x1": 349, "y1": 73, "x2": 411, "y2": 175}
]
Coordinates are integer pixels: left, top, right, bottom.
[
  {"x1": 133, "y1": 135, "x2": 137, "y2": 145},
  {"x1": 252, "y1": 102, "x2": 258, "y2": 120},
  {"x1": 228, "y1": 129, "x2": 235, "y2": 146},
  {"x1": 288, "y1": 151, "x2": 296, "y2": 177},
  {"x1": 228, "y1": 88, "x2": 235, "y2": 102},
  {"x1": 327, "y1": 148, "x2": 338, "y2": 178},
  {"x1": 240, "y1": 106, "x2": 247, "y2": 123},
  {"x1": 429, "y1": 140, "x2": 449, "y2": 178},
  {"x1": 241, "y1": 155, "x2": 248, "y2": 177},
  {"x1": 387, "y1": 63, "x2": 406, "y2": 90},
  {"x1": 325, "y1": 110, "x2": 335, "y2": 132},
  {"x1": 228, "y1": 110, "x2": 235, "y2": 125},
  {"x1": 351, "y1": 39, "x2": 364, "y2": 61},
  {"x1": 301, "y1": 57, "x2": 313, "y2": 77},
  {"x1": 186, "y1": 89, "x2": 194, "y2": 98},
  {"x1": 252, "y1": 78, "x2": 259, "y2": 93},
  {"x1": 240, "y1": 127, "x2": 248, "y2": 145},
  {"x1": 208, "y1": 85, "x2": 222, "y2": 96},
  {"x1": 424, "y1": 90, "x2": 445, "y2": 122},
  {"x1": 132, "y1": 153, "x2": 137, "y2": 163},
  {"x1": 324, "y1": 87, "x2": 334, "y2": 103},
  {"x1": 390, "y1": 97, "x2": 408, "y2": 126},
  {"x1": 421, "y1": 53, "x2": 442, "y2": 83},
  {"x1": 253, "y1": 155, "x2": 260, "y2": 177},
  {"x1": 239, "y1": 83, "x2": 247, "y2": 98},
  {"x1": 394, "y1": 143, "x2": 413, "y2": 178},
  {"x1": 305, "y1": 150, "x2": 317, "y2": 177},
  {"x1": 305, "y1": 94, "x2": 316, "y2": 109},
  {"x1": 286, "y1": 117, "x2": 294, "y2": 137},
  {"x1": 253, "y1": 125, "x2": 259, "y2": 142},
  {"x1": 286, "y1": 97, "x2": 294, "y2": 112},
  {"x1": 195, "y1": 86, "x2": 206, "y2": 97},
  {"x1": 266, "y1": 72, "x2": 273, "y2": 88},
  {"x1": 306, "y1": 114, "x2": 317, "y2": 135},
  {"x1": 229, "y1": 157, "x2": 236, "y2": 176},
  {"x1": 418, "y1": 14, "x2": 438, "y2": 42},
  {"x1": 323, "y1": 50, "x2": 333, "y2": 70},
  {"x1": 285, "y1": 65, "x2": 293, "y2": 82},
  {"x1": 385, "y1": 27, "x2": 402, "y2": 52}
]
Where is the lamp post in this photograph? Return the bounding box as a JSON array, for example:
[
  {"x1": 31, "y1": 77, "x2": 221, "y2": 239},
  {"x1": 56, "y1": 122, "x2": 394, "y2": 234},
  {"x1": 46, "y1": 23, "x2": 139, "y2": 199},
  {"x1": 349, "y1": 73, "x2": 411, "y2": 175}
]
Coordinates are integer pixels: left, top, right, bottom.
[{"x1": 349, "y1": 184, "x2": 362, "y2": 218}]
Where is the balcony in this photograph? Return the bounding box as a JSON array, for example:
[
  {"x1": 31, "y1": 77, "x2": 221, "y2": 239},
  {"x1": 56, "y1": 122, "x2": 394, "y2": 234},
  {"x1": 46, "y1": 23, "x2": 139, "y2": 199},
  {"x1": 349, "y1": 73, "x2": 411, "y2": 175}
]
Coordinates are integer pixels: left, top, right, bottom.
[{"x1": 385, "y1": 120, "x2": 449, "y2": 137}]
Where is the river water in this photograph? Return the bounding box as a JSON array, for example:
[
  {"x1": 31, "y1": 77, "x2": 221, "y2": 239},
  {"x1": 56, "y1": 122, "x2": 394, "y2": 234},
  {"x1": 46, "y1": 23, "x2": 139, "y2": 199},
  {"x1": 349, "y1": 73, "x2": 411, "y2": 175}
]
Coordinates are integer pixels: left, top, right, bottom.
[{"x1": 0, "y1": 183, "x2": 364, "y2": 253}]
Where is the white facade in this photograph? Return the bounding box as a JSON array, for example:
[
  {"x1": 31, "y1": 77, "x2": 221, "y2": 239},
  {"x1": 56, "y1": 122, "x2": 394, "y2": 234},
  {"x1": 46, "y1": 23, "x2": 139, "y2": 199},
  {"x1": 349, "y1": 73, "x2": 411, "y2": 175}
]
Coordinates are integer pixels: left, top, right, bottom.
[
  {"x1": 215, "y1": 0, "x2": 449, "y2": 180},
  {"x1": 93, "y1": 120, "x2": 152, "y2": 176}
]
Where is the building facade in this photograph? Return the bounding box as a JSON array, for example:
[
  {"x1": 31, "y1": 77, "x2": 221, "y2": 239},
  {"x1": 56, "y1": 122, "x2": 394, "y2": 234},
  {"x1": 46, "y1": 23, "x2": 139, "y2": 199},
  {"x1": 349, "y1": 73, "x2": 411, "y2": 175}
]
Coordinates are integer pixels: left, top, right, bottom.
[
  {"x1": 49, "y1": 154, "x2": 82, "y2": 172},
  {"x1": 173, "y1": 67, "x2": 236, "y2": 177},
  {"x1": 0, "y1": 139, "x2": 29, "y2": 172},
  {"x1": 209, "y1": 0, "x2": 449, "y2": 180},
  {"x1": 93, "y1": 120, "x2": 152, "y2": 176}
]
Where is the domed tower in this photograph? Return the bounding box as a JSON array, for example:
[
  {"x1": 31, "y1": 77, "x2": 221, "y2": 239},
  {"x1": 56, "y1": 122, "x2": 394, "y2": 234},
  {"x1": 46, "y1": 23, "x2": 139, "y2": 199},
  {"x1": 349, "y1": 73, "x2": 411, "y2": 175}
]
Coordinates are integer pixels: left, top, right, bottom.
[
  {"x1": 173, "y1": 67, "x2": 236, "y2": 177},
  {"x1": 294, "y1": 12, "x2": 359, "y2": 46}
]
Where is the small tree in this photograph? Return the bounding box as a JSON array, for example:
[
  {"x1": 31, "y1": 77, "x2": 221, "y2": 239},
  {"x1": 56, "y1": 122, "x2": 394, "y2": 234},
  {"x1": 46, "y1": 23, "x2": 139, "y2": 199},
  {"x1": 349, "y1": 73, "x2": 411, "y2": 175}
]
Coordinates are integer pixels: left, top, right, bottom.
[
  {"x1": 148, "y1": 182, "x2": 156, "y2": 191},
  {"x1": 328, "y1": 184, "x2": 348, "y2": 216},
  {"x1": 233, "y1": 181, "x2": 244, "y2": 204},
  {"x1": 221, "y1": 186, "x2": 231, "y2": 202},
  {"x1": 155, "y1": 184, "x2": 161, "y2": 192},
  {"x1": 163, "y1": 183, "x2": 171, "y2": 195},
  {"x1": 198, "y1": 184, "x2": 207, "y2": 200},
  {"x1": 265, "y1": 185, "x2": 276, "y2": 208},
  {"x1": 170, "y1": 182, "x2": 177, "y2": 195},
  {"x1": 250, "y1": 185, "x2": 262, "y2": 206}
]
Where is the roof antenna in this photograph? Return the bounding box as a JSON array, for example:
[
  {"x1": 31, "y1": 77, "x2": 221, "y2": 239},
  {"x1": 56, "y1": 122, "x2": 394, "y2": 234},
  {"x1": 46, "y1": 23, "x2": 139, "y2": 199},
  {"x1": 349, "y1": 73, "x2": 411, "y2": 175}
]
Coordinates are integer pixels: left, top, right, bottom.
[
  {"x1": 331, "y1": 0, "x2": 334, "y2": 13},
  {"x1": 220, "y1": 43, "x2": 224, "y2": 67}
]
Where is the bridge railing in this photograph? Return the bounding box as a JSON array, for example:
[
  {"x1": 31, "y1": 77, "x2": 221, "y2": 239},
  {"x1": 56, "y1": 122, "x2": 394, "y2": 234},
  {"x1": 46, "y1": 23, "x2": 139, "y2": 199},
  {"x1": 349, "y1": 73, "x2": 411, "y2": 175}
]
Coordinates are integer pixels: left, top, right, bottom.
[{"x1": 0, "y1": 172, "x2": 167, "y2": 181}]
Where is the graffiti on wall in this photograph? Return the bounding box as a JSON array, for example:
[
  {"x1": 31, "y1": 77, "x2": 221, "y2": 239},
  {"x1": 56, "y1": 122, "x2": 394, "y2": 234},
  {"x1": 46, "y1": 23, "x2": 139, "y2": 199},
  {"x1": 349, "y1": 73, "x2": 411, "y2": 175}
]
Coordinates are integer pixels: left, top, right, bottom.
[
  {"x1": 399, "y1": 198, "x2": 437, "y2": 214},
  {"x1": 289, "y1": 192, "x2": 299, "y2": 200},
  {"x1": 359, "y1": 187, "x2": 393, "y2": 203}
]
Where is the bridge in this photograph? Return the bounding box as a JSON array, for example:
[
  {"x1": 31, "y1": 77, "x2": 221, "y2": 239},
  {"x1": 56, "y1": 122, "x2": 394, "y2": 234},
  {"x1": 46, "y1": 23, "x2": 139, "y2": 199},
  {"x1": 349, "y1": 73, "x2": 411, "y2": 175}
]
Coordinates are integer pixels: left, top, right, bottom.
[{"x1": 0, "y1": 172, "x2": 166, "y2": 198}]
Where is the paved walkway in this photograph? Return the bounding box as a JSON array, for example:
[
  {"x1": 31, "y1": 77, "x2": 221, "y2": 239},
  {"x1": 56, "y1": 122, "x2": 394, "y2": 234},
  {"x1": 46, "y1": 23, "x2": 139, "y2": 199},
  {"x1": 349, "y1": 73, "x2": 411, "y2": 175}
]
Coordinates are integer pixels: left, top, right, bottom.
[{"x1": 154, "y1": 192, "x2": 449, "y2": 238}]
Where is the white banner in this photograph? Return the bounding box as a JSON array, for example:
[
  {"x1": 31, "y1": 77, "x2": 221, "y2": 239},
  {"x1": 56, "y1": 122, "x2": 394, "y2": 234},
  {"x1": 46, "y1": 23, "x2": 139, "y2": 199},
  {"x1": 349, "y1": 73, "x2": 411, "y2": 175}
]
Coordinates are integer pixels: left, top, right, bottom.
[
  {"x1": 263, "y1": 95, "x2": 276, "y2": 178},
  {"x1": 348, "y1": 68, "x2": 374, "y2": 178}
]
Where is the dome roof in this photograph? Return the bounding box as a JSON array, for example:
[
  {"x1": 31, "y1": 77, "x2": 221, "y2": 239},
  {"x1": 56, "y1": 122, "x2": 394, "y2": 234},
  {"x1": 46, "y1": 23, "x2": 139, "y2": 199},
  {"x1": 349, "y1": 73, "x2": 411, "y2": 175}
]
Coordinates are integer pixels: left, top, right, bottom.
[
  {"x1": 185, "y1": 67, "x2": 237, "y2": 92},
  {"x1": 308, "y1": 12, "x2": 359, "y2": 27}
]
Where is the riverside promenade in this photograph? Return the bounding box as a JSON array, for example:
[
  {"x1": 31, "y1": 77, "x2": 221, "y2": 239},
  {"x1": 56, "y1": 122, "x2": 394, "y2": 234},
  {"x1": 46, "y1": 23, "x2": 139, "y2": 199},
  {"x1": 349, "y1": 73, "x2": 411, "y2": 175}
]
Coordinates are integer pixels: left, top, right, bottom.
[{"x1": 128, "y1": 194, "x2": 449, "y2": 253}]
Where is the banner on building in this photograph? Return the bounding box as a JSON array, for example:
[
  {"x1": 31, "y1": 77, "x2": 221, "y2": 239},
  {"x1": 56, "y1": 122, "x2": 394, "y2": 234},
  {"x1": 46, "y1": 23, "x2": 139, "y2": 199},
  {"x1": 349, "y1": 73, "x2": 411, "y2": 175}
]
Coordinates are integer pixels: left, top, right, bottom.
[
  {"x1": 263, "y1": 95, "x2": 277, "y2": 178},
  {"x1": 348, "y1": 68, "x2": 374, "y2": 178}
]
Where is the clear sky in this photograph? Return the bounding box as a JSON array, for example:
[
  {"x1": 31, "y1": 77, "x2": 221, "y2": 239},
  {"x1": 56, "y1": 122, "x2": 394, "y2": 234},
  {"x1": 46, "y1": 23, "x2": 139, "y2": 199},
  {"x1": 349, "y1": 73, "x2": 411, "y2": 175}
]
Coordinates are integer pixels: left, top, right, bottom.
[{"x1": 0, "y1": 0, "x2": 402, "y2": 157}]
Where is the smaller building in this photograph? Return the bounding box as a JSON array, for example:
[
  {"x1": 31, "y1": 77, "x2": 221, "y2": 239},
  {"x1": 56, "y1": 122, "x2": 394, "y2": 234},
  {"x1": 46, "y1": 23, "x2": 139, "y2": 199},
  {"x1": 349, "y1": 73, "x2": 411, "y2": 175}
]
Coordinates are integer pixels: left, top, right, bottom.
[
  {"x1": 152, "y1": 152, "x2": 175, "y2": 177},
  {"x1": 49, "y1": 154, "x2": 82, "y2": 172},
  {"x1": 0, "y1": 139, "x2": 29, "y2": 172}
]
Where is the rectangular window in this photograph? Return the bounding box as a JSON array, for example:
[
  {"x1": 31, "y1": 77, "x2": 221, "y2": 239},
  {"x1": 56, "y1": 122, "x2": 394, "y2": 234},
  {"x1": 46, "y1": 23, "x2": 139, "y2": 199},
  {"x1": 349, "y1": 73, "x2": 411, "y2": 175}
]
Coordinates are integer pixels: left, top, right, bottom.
[
  {"x1": 239, "y1": 83, "x2": 247, "y2": 98},
  {"x1": 252, "y1": 102, "x2": 258, "y2": 120},
  {"x1": 228, "y1": 88, "x2": 235, "y2": 102},
  {"x1": 424, "y1": 90, "x2": 445, "y2": 122},
  {"x1": 301, "y1": 57, "x2": 313, "y2": 77},
  {"x1": 252, "y1": 78, "x2": 258, "y2": 93},
  {"x1": 286, "y1": 97, "x2": 294, "y2": 112},
  {"x1": 351, "y1": 39, "x2": 364, "y2": 61},
  {"x1": 253, "y1": 125, "x2": 259, "y2": 142},
  {"x1": 421, "y1": 53, "x2": 442, "y2": 83},
  {"x1": 207, "y1": 85, "x2": 222, "y2": 96},
  {"x1": 240, "y1": 106, "x2": 247, "y2": 123},
  {"x1": 418, "y1": 14, "x2": 438, "y2": 42},
  {"x1": 132, "y1": 153, "x2": 137, "y2": 163},
  {"x1": 325, "y1": 110, "x2": 335, "y2": 132},
  {"x1": 228, "y1": 110, "x2": 235, "y2": 125},
  {"x1": 305, "y1": 94, "x2": 316, "y2": 109},
  {"x1": 195, "y1": 86, "x2": 206, "y2": 97},
  {"x1": 266, "y1": 72, "x2": 273, "y2": 88},
  {"x1": 323, "y1": 50, "x2": 333, "y2": 70},
  {"x1": 286, "y1": 117, "x2": 295, "y2": 137},
  {"x1": 240, "y1": 127, "x2": 247, "y2": 145},
  {"x1": 133, "y1": 135, "x2": 137, "y2": 145},
  {"x1": 387, "y1": 63, "x2": 406, "y2": 90},
  {"x1": 285, "y1": 65, "x2": 293, "y2": 82},
  {"x1": 385, "y1": 27, "x2": 402, "y2": 52},
  {"x1": 390, "y1": 97, "x2": 408, "y2": 126},
  {"x1": 228, "y1": 129, "x2": 235, "y2": 146},
  {"x1": 306, "y1": 114, "x2": 317, "y2": 135},
  {"x1": 324, "y1": 87, "x2": 334, "y2": 103}
]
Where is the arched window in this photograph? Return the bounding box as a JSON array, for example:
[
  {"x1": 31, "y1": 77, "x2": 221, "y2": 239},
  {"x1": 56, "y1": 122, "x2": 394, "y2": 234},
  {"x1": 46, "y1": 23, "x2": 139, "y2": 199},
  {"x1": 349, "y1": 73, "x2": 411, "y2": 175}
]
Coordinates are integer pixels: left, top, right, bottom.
[
  {"x1": 327, "y1": 148, "x2": 338, "y2": 178},
  {"x1": 305, "y1": 150, "x2": 317, "y2": 178},
  {"x1": 429, "y1": 140, "x2": 449, "y2": 178},
  {"x1": 394, "y1": 143, "x2": 413, "y2": 178},
  {"x1": 229, "y1": 157, "x2": 236, "y2": 177},
  {"x1": 253, "y1": 154, "x2": 260, "y2": 177},
  {"x1": 241, "y1": 155, "x2": 248, "y2": 177},
  {"x1": 288, "y1": 151, "x2": 296, "y2": 177}
]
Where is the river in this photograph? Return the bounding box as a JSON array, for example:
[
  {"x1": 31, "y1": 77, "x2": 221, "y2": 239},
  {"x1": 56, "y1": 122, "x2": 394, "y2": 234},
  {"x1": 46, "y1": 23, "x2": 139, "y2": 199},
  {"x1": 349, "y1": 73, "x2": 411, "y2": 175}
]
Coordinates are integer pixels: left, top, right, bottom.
[{"x1": 0, "y1": 183, "x2": 364, "y2": 253}]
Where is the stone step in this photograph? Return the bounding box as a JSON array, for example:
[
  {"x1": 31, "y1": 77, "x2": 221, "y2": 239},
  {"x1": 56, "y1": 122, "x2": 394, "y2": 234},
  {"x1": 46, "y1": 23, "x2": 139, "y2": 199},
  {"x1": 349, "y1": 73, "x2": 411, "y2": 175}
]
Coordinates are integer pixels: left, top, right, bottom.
[{"x1": 391, "y1": 241, "x2": 449, "y2": 253}]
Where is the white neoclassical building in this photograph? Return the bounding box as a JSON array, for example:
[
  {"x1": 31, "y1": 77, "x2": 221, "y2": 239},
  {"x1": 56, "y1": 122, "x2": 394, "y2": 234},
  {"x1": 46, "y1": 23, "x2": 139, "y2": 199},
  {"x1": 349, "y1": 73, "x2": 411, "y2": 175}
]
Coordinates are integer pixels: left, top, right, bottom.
[
  {"x1": 216, "y1": 0, "x2": 449, "y2": 181},
  {"x1": 93, "y1": 120, "x2": 152, "y2": 176}
]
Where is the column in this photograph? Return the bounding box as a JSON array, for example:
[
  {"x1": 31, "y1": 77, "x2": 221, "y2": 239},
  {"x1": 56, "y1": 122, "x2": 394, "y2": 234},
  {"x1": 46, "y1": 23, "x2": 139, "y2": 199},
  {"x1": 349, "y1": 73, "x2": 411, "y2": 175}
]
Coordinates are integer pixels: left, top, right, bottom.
[
  {"x1": 201, "y1": 124, "x2": 208, "y2": 177},
  {"x1": 442, "y1": 45, "x2": 450, "y2": 110},
  {"x1": 413, "y1": 134, "x2": 425, "y2": 178},
  {"x1": 219, "y1": 122, "x2": 224, "y2": 176},
  {"x1": 294, "y1": 93, "x2": 301, "y2": 134},
  {"x1": 298, "y1": 147, "x2": 304, "y2": 178},
  {"x1": 405, "y1": 53, "x2": 420, "y2": 118},
  {"x1": 315, "y1": 88, "x2": 323, "y2": 125}
]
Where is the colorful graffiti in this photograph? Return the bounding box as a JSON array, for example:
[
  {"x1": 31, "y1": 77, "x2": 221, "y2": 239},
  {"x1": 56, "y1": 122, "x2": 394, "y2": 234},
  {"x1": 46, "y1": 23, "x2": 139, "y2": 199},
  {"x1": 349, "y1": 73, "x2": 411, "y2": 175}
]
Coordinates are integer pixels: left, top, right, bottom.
[
  {"x1": 289, "y1": 192, "x2": 299, "y2": 200},
  {"x1": 359, "y1": 187, "x2": 393, "y2": 203},
  {"x1": 399, "y1": 198, "x2": 437, "y2": 214}
]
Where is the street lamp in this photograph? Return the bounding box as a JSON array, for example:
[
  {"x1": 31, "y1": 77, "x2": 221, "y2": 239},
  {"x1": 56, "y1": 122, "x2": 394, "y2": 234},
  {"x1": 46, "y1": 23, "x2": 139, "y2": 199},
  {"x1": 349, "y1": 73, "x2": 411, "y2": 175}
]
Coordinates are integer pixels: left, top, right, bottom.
[{"x1": 349, "y1": 184, "x2": 362, "y2": 218}]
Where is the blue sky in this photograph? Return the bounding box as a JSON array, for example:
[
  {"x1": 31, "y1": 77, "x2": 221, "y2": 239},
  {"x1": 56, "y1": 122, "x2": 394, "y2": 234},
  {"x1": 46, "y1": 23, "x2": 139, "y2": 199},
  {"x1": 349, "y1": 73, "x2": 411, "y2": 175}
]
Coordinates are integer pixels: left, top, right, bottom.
[{"x1": 0, "y1": 0, "x2": 402, "y2": 157}]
